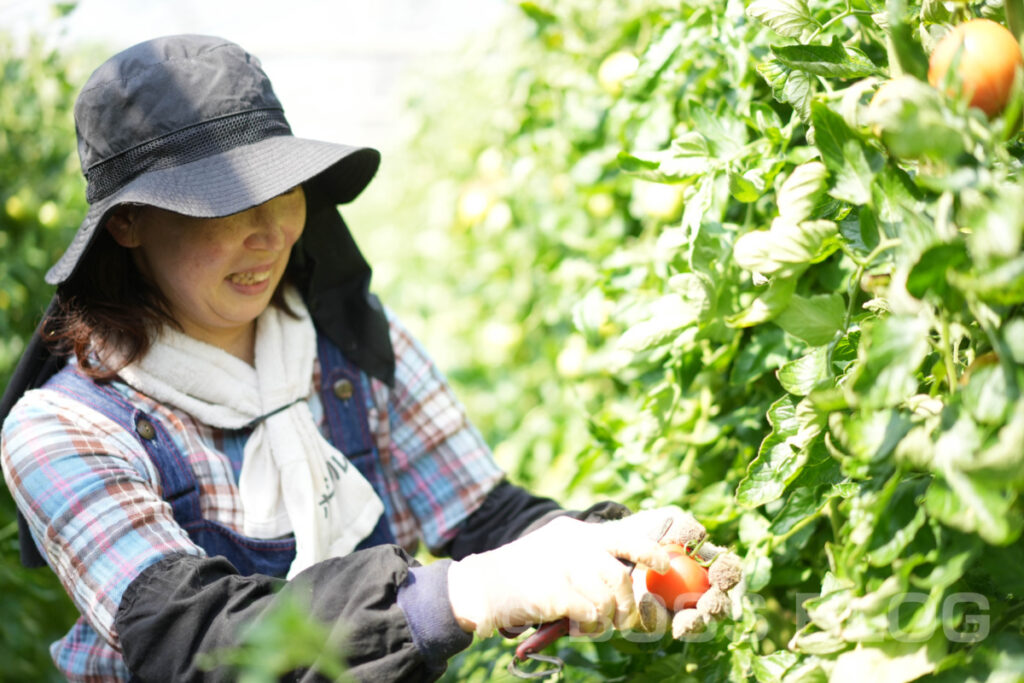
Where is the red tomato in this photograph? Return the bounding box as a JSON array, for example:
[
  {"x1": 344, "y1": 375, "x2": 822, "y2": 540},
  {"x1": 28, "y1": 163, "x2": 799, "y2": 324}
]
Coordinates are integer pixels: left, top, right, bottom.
[
  {"x1": 645, "y1": 543, "x2": 710, "y2": 611},
  {"x1": 927, "y1": 18, "x2": 1024, "y2": 117}
]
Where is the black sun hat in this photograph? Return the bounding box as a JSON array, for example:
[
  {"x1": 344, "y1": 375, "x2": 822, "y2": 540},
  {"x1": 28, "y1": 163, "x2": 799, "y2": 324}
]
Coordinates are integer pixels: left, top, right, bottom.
[{"x1": 47, "y1": 33, "x2": 381, "y2": 285}]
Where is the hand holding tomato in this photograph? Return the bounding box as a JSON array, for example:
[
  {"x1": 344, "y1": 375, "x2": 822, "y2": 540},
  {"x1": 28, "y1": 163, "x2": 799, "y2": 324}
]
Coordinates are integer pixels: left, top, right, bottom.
[{"x1": 637, "y1": 537, "x2": 743, "y2": 639}]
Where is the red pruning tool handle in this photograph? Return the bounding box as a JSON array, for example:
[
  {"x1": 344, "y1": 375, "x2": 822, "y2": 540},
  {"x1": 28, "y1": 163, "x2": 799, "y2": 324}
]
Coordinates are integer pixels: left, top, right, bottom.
[{"x1": 514, "y1": 618, "x2": 570, "y2": 661}]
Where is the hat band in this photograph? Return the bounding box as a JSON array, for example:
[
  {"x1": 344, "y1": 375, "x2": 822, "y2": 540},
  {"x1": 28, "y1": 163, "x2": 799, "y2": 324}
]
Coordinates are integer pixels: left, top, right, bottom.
[{"x1": 85, "y1": 108, "x2": 292, "y2": 203}]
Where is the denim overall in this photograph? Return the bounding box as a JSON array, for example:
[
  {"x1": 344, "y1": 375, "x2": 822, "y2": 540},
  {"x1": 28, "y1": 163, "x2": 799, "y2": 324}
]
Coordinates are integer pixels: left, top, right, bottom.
[{"x1": 41, "y1": 331, "x2": 396, "y2": 579}]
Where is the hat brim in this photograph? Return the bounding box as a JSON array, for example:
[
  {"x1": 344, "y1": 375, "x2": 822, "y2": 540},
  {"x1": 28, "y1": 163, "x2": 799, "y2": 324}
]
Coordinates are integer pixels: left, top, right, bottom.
[{"x1": 46, "y1": 135, "x2": 380, "y2": 285}]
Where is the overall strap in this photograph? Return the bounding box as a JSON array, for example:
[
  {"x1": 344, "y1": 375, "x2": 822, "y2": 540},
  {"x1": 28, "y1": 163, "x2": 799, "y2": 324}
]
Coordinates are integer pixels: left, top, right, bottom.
[
  {"x1": 42, "y1": 366, "x2": 204, "y2": 528},
  {"x1": 316, "y1": 330, "x2": 396, "y2": 548}
]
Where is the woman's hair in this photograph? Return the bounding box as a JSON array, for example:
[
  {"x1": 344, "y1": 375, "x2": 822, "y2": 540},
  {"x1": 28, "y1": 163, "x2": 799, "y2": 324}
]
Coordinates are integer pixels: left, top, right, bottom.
[{"x1": 44, "y1": 216, "x2": 294, "y2": 380}]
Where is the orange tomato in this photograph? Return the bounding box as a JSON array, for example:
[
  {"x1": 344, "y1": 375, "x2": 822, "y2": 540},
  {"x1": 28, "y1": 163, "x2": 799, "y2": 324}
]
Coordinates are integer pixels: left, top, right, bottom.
[
  {"x1": 927, "y1": 18, "x2": 1024, "y2": 117},
  {"x1": 645, "y1": 543, "x2": 710, "y2": 611}
]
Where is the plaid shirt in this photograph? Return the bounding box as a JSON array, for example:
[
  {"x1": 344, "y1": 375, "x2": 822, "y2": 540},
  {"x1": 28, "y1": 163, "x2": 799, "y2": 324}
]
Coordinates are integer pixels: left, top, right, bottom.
[{"x1": 1, "y1": 311, "x2": 503, "y2": 681}]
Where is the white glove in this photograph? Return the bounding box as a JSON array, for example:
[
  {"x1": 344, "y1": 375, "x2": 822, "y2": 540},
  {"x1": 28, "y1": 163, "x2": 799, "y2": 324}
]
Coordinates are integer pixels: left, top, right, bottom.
[
  {"x1": 596, "y1": 505, "x2": 708, "y2": 548},
  {"x1": 447, "y1": 515, "x2": 672, "y2": 637}
]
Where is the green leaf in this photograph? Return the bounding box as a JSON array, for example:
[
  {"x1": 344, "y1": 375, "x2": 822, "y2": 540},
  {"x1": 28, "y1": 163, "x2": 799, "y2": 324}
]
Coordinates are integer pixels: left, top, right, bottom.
[
  {"x1": 962, "y1": 364, "x2": 1013, "y2": 426},
  {"x1": 747, "y1": 0, "x2": 819, "y2": 40},
  {"x1": 925, "y1": 474, "x2": 1021, "y2": 545},
  {"x1": 831, "y1": 408, "x2": 913, "y2": 473},
  {"x1": 757, "y1": 58, "x2": 814, "y2": 120},
  {"x1": 865, "y1": 75, "x2": 968, "y2": 163},
  {"x1": 832, "y1": 635, "x2": 946, "y2": 683},
  {"x1": 733, "y1": 219, "x2": 839, "y2": 277},
  {"x1": 616, "y1": 292, "x2": 705, "y2": 352},
  {"x1": 850, "y1": 316, "x2": 931, "y2": 408},
  {"x1": 617, "y1": 133, "x2": 712, "y2": 182},
  {"x1": 772, "y1": 36, "x2": 881, "y2": 79},
  {"x1": 691, "y1": 102, "x2": 747, "y2": 161},
  {"x1": 811, "y1": 101, "x2": 881, "y2": 205},
  {"x1": 948, "y1": 254, "x2": 1024, "y2": 306},
  {"x1": 745, "y1": 553, "x2": 774, "y2": 592},
  {"x1": 865, "y1": 478, "x2": 928, "y2": 566},
  {"x1": 727, "y1": 277, "x2": 797, "y2": 328},
  {"x1": 778, "y1": 161, "x2": 828, "y2": 223},
  {"x1": 518, "y1": 2, "x2": 557, "y2": 26},
  {"x1": 958, "y1": 401, "x2": 1024, "y2": 480},
  {"x1": 885, "y1": 0, "x2": 930, "y2": 81},
  {"x1": 631, "y1": 21, "x2": 684, "y2": 96},
  {"x1": 775, "y1": 293, "x2": 845, "y2": 346},
  {"x1": 737, "y1": 395, "x2": 813, "y2": 507},
  {"x1": 731, "y1": 325, "x2": 790, "y2": 384},
  {"x1": 752, "y1": 651, "x2": 799, "y2": 682},
  {"x1": 729, "y1": 169, "x2": 766, "y2": 203},
  {"x1": 778, "y1": 345, "x2": 830, "y2": 396},
  {"x1": 769, "y1": 443, "x2": 842, "y2": 536},
  {"x1": 906, "y1": 242, "x2": 969, "y2": 301}
]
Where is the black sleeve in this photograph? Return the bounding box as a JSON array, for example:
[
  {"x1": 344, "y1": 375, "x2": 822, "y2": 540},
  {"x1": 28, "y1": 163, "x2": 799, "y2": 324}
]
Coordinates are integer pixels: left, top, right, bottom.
[
  {"x1": 444, "y1": 480, "x2": 633, "y2": 560},
  {"x1": 115, "y1": 546, "x2": 470, "y2": 682}
]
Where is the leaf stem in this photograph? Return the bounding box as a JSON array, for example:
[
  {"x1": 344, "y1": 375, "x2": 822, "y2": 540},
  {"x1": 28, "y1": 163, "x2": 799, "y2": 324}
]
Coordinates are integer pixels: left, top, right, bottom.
[
  {"x1": 769, "y1": 508, "x2": 825, "y2": 550},
  {"x1": 938, "y1": 310, "x2": 958, "y2": 393},
  {"x1": 805, "y1": 2, "x2": 873, "y2": 44},
  {"x1": 0, "y1": 520, "x2": 17, "y2": 543},
  {"x1": 828, "y1": 237, "x2": 900, "y2": 369}
]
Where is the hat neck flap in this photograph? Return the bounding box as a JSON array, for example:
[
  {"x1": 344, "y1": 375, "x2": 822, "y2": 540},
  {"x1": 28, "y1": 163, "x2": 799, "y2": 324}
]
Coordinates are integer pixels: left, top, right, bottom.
[{"x1": 292, "y1": 183, "x2": 396, "y2": 387}]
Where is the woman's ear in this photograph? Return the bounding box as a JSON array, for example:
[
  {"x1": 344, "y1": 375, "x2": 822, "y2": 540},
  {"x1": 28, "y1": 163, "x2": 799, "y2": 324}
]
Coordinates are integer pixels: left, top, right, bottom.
[{"x1": 105, "y1": 205, "x2": 141, "y2": 247}]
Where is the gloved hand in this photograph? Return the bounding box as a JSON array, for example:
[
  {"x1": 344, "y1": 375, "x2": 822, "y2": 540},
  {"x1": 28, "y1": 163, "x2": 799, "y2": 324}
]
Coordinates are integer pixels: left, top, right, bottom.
[
  {"x1": 447, "y1": 515, "x2": 673, "y2": 637},
  {"x1": 611, "y1": 506, "x2": 743, "y2": 638}
]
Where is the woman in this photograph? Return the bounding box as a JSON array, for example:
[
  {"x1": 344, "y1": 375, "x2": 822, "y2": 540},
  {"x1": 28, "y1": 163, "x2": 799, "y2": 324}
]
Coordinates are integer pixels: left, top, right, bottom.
[{"x1": 0, "y1": 35, "x2": 737, "y2": 681}]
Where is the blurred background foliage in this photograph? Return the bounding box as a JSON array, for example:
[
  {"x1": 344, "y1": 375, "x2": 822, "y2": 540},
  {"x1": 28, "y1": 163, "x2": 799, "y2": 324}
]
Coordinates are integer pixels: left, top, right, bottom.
[
  {"x1": 5, "y1": 0, "x2": 1024, "y2": 680},
  {"x1": 0, "y1": 20, "x2": 89, "y2": 682}
]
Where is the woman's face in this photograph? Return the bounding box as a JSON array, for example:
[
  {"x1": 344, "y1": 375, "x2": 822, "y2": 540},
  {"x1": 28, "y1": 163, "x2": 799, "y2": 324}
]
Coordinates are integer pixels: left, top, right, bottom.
[{"x1": 107, "y1": 187, "x2": 306, "y2": 358}]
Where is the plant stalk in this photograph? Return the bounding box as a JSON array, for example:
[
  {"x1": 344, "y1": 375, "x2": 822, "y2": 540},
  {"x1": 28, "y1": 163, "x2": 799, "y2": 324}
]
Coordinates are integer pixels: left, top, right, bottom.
[{"x1": 1006, "y1": 0, "x2": 1024, "y2": 53}]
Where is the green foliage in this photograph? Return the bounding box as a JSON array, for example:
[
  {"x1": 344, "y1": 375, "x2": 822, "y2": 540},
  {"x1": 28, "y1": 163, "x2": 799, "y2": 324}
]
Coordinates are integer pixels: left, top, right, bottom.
[
  {"x1": 367, "y1": 0, "x2": 1024, "y2": 680},
  {"x1": 0, "y1": 33, "x2": 85, "y2": 384},
  {"x1": 0, "y1": 31, "x2": 87, "y2": 679},
  {"x1": 196, "y1": 592, "x2": 349, "y2": 683}
]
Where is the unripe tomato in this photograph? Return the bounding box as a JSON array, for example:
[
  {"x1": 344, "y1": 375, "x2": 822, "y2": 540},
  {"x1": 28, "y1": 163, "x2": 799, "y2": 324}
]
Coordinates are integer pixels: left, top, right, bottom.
[
  {"x1": 597, "y1": 51, "x2": 639, "y2": 95},
  {"x1": 645, "y1": 543, "x2": 710, "y2": 611},
  {"x1": 927, "y1": 18, "x2": 1024, "y2": 117}
]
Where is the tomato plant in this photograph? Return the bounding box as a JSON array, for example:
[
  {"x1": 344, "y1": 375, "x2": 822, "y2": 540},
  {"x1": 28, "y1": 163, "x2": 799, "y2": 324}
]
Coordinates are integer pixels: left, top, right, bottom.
[
  {"x1": 645, "y1": 544, "x2": 710, "y2": 611},
  {"x1": 927, "y1": 18, "x2": 1024, "y2": 117},
  {"x1": 378, "y1": 2, "x2": 1024, "y2": 681}
]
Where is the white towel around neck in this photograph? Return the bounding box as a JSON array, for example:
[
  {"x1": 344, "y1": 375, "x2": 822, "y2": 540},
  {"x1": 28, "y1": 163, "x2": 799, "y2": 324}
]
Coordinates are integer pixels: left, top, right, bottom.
[{"x1": 118, "y1": 287, "x2": 385, "y2": 578}]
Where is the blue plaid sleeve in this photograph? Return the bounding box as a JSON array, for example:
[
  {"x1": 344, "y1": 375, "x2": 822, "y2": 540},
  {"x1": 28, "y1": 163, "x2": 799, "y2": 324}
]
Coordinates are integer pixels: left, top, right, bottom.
[{"x1": 1, "y1": 388, "x2": 203, "y2": 649}]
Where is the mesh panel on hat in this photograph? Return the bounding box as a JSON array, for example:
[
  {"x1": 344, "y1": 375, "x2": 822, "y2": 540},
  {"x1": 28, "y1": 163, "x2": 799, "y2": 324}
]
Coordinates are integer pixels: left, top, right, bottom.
[{"x1": 85, "y1": 109, "x2": 291, "y2": 203}]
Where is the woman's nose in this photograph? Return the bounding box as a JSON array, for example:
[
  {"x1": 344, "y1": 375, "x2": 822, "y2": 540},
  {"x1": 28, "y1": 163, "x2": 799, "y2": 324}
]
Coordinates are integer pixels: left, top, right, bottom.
[{"x1": 242, "y1": 203, "x2": 285, "y2": 251}]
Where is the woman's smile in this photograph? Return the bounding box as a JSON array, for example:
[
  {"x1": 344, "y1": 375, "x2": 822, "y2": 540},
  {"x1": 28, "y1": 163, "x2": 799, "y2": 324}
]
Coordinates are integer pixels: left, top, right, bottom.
[{"x1": 227, "y1": 266, "x2": 275, "y2": 287}]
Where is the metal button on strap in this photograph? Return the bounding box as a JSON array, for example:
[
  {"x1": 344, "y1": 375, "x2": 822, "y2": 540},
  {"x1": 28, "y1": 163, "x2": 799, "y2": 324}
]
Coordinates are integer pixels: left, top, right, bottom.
[
  {"x1": 332, "y1": 378, "x2": 354, "y2": 400},
  {"x1": 135, "y1": 416, "x2": 156, "y2": 440}
]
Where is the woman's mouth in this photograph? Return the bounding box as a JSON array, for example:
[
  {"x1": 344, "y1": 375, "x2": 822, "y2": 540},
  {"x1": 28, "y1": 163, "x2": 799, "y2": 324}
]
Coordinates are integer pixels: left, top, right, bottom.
[{"x1": 228, "y1": 269, "x2": 272, "y2": 286}]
